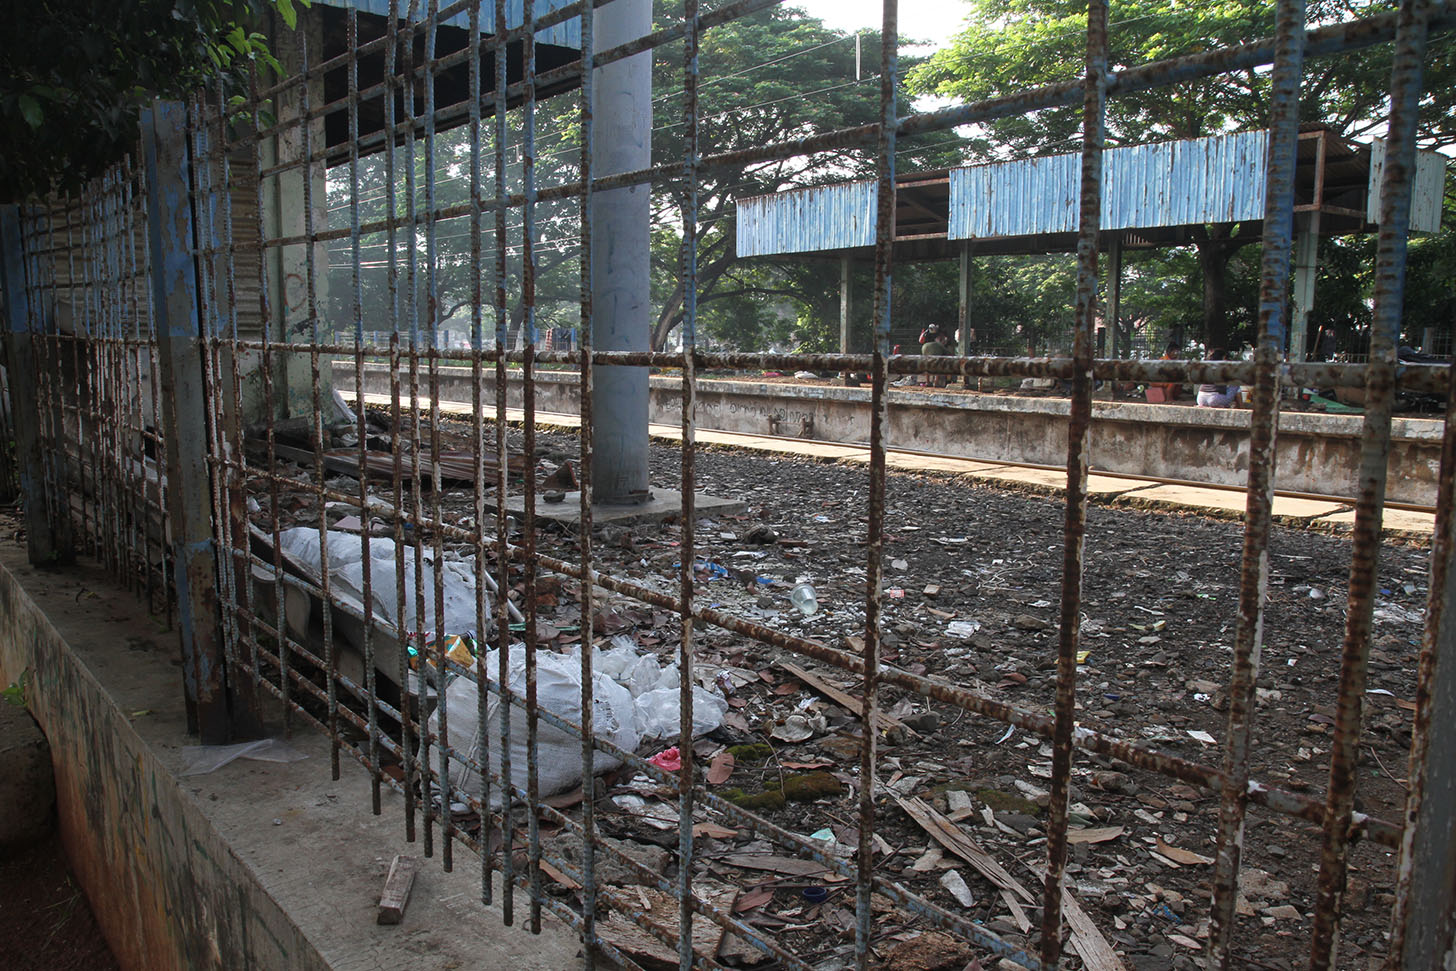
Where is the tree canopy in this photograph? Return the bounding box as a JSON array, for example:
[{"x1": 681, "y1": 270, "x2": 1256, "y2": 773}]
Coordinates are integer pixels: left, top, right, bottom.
[
  {"x1": 1, "y1": 0, "x2": 298, "y2": 202},
  {"x1": 909, "y1": 0, "x2": 1455, "y2": 354}
]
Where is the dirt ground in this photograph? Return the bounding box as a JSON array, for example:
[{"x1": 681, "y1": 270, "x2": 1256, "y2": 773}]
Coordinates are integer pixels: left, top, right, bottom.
[
  {"x1": 0, "y1": 833, "x2": 120, "y2": 971},
  {"x1": 255, "y1": 415, "x2": 1429, "y2": 971}
]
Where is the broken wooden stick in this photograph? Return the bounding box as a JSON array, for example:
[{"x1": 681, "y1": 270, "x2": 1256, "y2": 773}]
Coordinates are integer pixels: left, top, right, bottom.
[
  {"x1": 778, "y1": 661, "x2": 914, "y2": 735},
  {"x1": 377, "y1": 854, "x2": 419, "y2": 925}
]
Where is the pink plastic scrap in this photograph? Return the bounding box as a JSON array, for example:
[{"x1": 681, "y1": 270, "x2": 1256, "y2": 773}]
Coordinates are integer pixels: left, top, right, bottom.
[{"x1": 648, "y1": 747, "x2": 682, "y2": 772}]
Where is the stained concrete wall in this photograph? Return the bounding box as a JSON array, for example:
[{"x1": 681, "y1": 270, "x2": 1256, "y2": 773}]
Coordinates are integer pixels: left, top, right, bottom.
[
  {"x1": 337, "y1": 362, "x2": 1443, "y2": 506},
  {"x1": 0, "y1": 548, "x2": 583, "y2": 971}
]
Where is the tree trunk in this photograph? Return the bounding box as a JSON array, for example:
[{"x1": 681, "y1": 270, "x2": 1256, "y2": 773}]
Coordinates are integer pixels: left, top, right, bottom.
[{"x1": 1196, "y1": 238, "x2": 1233, "y2": 352}]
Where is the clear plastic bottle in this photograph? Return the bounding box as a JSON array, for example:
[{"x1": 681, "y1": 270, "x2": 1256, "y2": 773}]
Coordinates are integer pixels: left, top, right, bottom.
[{"x1": 789, "y1": 582, "x2": 818, "y2": 617}]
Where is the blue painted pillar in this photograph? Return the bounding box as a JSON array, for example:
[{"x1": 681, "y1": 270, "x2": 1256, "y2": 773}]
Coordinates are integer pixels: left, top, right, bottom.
[
  {"x1": 142, "y1": 101, "x2": 231, "y2": 743},
  {"x1": 0, "y1": 206, "x2": 74, "y2": 566}
]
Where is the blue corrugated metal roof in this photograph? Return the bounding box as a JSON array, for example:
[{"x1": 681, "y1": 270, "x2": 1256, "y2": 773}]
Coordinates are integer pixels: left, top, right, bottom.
[
  {"x1": 312, "y1": 0, "x2": 582, "y2": 50},
  {"x1": 736, "y1": 181, "x2": 876, "y2": 258},
  {"x1": 949, "y1": 130, "x2": 1269, "y2": 240}
]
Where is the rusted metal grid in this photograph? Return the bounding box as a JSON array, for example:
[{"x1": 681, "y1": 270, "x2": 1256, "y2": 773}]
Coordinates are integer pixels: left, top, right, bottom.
[
  {"x1": 2, "y1": 168, "x2": 173, "y2": 615},
  {"x1": 3, "y1": 0, "x2": 1449, "y2": 968}
]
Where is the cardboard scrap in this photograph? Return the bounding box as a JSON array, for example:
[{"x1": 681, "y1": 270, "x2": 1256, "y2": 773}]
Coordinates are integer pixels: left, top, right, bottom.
[
  {"x1": 898, "y1": 797, "x2": 1125, "y2": 970},
  {"x1": 719, "y1": 853, "x2": 829, "y2": 877}
]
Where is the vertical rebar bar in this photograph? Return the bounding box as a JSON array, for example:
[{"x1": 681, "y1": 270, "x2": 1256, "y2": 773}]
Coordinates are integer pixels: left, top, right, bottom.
[
  {"x1": 1207, "y1": 2, "x2": 1306, "y2": 966},
  {"x1": 1311, "y1": 2, "x2": 1431, "y2": 966},
  {"x1": 1039, "y1": 1, "x2": 1107, "y2": 965}
]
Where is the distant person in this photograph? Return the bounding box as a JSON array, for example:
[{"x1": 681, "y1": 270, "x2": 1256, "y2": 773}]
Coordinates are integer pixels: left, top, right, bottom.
[
  {"x1": 919, "y1": 324, "x2": 953, "y2": 388},
  {"x1": 1153, "y1": 343, "x2": 1182, "y2": 401},
  {"x1": 1196, "y1": 347, "x2": 1241, "y2": 408}
]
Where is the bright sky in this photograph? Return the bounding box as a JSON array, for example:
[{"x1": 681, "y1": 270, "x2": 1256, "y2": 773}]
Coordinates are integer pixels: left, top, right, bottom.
[{"x1": 789, "y1": 0, "x2": 968, "y2": 48}]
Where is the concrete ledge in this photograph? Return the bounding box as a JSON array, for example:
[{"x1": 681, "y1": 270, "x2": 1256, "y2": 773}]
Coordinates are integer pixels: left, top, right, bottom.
[
  {"x1": 0, "y1": 547, "x2": 583, "y2": 971},
  {"x1": 336, "y1": 362, "x2": 1442, "y2": 505}
]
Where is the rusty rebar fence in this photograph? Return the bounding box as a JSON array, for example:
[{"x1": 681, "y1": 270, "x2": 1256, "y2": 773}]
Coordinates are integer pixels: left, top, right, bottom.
[{"x1": 3, "y1": 1, "x2": 1456, "y2": 968}]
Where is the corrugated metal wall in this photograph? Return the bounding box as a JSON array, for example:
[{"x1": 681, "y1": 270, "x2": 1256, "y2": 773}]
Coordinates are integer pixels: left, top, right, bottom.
[
  {"x1": 949, "y1": 130, "x2": 1270, "y2": 240},
  {"x1": 1367, "y1": 138, "x2": 1448, "y2": 233},
  {"x1": 735, "y1": 181, "x2": 877, "y2": 258}
]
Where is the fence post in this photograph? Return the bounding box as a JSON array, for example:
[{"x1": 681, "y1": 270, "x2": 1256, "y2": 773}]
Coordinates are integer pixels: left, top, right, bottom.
[
  {"x1": 142, "y1": 102, "x2": 231, "y2": 744},
  {"x1": 0, "y1": 206, "x2": 75, "y2": 566}
]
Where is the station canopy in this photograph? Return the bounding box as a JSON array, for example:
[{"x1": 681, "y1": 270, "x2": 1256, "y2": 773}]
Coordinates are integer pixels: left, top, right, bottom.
[{"x1": 736, "y1": 128, "x2": 1447, "y2": 263}]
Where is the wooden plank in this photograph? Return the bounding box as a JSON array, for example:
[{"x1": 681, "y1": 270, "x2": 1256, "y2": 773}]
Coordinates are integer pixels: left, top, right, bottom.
[
  {"x1": 778, "y1": 662, "x2": 912, "y2": 735},
  {"x1": 377, "y1": 854, "x2": 419, "y2": 925},
  {"x1": 1025, "y1": 864, "x2": 1128, "y2": 971},
  {"x1": 1062, "y1": 886, "x2": 1128, "y2": 971},
  {"x1": 896, "y1": 796, "x2": 1033, "y2": 904}
]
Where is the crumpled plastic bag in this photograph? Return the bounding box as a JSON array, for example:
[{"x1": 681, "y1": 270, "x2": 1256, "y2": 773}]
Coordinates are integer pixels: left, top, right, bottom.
[
  {"x1": 427, "y1": 640, "x2": 727, "y2": 806},
  {"x1": 278, "y1": 527, "x2": 490, "y2": 639},
  {"x1": 180, "y1": 738, "x2": 308, "y2": 776}
]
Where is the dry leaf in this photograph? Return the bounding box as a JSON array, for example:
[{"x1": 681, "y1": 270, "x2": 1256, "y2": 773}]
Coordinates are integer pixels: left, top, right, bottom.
[
  {"x1": 733, "y1": 885, "x2": 776, "y2": 912},
  {"x1": 781, "y1": 760, "x2": 833, "y2": 770},
  {"x1": 1066, "y1": 826, "x2": 1125, "y2": 845},
  {"x1": 1155, "y1": 837, "x2": 1214, "y2": 865},
  {"x1": 707, "y1": 751, "x2": 736, "y2": 785}
]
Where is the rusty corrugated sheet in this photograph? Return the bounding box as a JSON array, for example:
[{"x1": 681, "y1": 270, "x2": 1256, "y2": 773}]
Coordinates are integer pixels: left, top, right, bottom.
[
  {"x1": 736, "y1": 181, "x2": 876, "y2": 257},
  {"x1": 1367, "y1": 138, "x2": 1447, "y2": 233},
  {"x1": 949, "y1": 130, "x2": 1270, "y2": 240}
]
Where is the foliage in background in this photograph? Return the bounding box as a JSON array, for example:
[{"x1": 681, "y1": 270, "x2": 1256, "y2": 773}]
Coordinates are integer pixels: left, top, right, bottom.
[
  {"x1": 910, "y1": 0, "x2": 1456, "y2": 355},
  {"x1": 1, "y1": 0, "x2": 303, "y2": 202}
]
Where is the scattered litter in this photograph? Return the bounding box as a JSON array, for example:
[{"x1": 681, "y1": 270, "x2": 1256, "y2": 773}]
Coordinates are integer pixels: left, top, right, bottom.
[
  {"x1": 1066, "y1": 826, "x2": 1124, "y2": 845},
  {"x1": 770, "y1": 713, "x2": 823, "y2": 742},
  {"x1": 1186, "y1": 729, "x2": 1217, "y2": 745},
  {"x1": 946, "y1": 620, "x2": 981, "y2": 639},
  {"x1": 181, "y1": 738, "x2": 308, "y2": 776},
  {"x1": 789, "y1": 582, "x2": 819, "y2": 616},
  {"x1": 648, "y1": 747, "x2": 682, "y2": 772},
  {"x1": 939, "y1": 869, "x2": 976, "y2": 907},
  {"x1": 1155, "y1": 837, "x2": 1214, "y2": 865}
]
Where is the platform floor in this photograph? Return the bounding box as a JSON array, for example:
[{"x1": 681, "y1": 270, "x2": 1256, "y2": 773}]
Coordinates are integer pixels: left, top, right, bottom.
[{"x1": 343, "y1": 391, "x2": 1434, "y2": 538}]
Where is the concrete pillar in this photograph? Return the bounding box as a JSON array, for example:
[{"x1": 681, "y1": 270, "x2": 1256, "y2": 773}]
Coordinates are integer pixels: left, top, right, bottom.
[
  {"x1": 839, "y1": 254, "x2": 853, "y2": 354},
  {"x1": 1289, "y1": 211, "x2": 1320, "y2": 362},
  {"x1": 263, "y1": 11, "x2": 331, "y2": 420},
  {"x1": 589, "y1": 0, "x2": 652, "y2": 503}
]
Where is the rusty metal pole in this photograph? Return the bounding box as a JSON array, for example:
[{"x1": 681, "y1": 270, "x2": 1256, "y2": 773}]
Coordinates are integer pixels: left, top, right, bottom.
[
  {"x1": 143, "y1": 101, "x2": 231, "y2": 744},
  {"x1": 590, "y1": 0, "x2": 652, "y2": 504},
  {"x1": 0, "y1": 206, "x2": 74, "y2": 566},
  {"x1": 1311, "y1": 0, "x2": 1432, "y2": 964}
]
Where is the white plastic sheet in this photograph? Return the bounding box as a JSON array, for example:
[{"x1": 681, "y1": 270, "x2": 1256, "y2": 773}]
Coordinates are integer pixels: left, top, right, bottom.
[
  {"x1": 278, "y1": 527, "x2": 489, "y2": 639},
  {"x1": 429, "y1": 640, "x2": 727, "y2": 805}
]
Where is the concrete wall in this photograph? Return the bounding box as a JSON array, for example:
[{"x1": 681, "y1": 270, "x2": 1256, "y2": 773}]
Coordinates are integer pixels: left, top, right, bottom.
[
  {"x1": 338, "y1": 362, "x2": 1443, "y2": 506},
  {"x1": 0, "y1": 552, "x2": 323, "y2": 971},
  {"x1": 0, "y1": 548, "x2": 584, "y2": 971}
]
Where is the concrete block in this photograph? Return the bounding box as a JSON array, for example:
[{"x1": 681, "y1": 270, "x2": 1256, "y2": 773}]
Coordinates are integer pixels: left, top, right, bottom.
[{"x1": 0, "y1": 701, "x2": 56, "y2": 855}]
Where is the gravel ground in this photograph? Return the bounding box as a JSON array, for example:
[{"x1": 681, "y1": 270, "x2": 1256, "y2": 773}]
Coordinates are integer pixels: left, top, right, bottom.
[{"x1": 257, "y1": 414, "x2": 1429, "y2": 971}]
